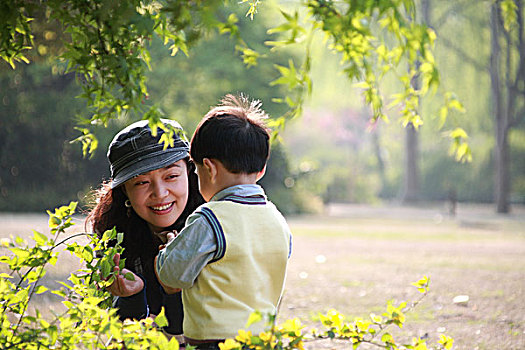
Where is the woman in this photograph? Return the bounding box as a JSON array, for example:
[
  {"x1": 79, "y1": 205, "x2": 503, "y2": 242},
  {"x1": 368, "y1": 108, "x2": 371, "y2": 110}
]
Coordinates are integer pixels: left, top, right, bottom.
[{"x1": 86, "y1": 119, "x2": 204, "y2": 336}]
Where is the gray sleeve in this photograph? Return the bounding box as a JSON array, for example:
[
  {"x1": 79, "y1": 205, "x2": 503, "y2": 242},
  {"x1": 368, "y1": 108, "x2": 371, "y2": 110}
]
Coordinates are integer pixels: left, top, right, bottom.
[{"x1": 156, "y1": 212, "x2": 217, "y2": 289}]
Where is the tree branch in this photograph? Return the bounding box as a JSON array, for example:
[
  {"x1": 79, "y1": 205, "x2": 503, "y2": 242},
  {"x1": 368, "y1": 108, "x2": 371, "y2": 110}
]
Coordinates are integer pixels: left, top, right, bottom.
[
  {"x1": 512, "y1": 0, "x2": 525, "y2": 86},
  {"x1": 54, "y1": 232, "x2": 92, "y2": 248},
  {"x1": 438, "y1": 35, "x2": 487, "y2": 72},
  {"x1": 490, "y1": 2, "x2": 503, "y2": 124},
  {"x1": 503, "y1": 10, "x2": 512, "y2": 124},
  {"x1": 514, "y1": 105, "x2": 525, "y2": 127},
  {"x1": 433, "y1": 0, "x2": 481, "y2": 29},
  {"x1": 508, "y1": 0, "x2": 525, "y2": 128}
]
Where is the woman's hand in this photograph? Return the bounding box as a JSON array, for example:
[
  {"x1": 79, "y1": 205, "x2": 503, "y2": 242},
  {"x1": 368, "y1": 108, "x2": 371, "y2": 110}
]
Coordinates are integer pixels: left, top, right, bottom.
[{"x1": 106, "y1": 253, "x2": 144, "y2": 297}]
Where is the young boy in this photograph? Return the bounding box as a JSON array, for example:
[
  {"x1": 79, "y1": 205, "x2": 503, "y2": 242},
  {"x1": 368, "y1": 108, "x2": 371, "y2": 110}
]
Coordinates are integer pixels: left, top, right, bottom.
[{"x1": 155, "y1": 94, "x2": 292, "y2": 348}]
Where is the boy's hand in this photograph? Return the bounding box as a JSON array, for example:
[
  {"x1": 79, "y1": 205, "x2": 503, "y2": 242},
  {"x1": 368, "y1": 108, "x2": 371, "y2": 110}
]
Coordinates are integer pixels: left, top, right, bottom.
[
  {"x1": 154, "y1": 255, "x2": 182, "y2": 294},
  {"x1": 157, "y1": 231, "x2": 177, "y2": 250},
  {"x1": 106, "y1": 253, "x2": 144, "y2": 297}
]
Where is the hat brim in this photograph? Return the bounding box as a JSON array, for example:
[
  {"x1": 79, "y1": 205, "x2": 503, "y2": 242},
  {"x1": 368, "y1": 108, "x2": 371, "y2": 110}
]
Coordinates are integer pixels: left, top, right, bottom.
[{"x1": 110, "y1": 150, "x2": 188, "y2": 189}]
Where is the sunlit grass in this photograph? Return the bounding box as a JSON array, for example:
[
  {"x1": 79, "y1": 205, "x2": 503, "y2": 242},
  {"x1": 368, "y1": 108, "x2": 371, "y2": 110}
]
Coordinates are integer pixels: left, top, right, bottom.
[
  {"x1": 1, "y1": 205, "x2": 525, "y2": 349},
  {"x1": 288, "y1": 216, "x2": 525, "y2": 242}
]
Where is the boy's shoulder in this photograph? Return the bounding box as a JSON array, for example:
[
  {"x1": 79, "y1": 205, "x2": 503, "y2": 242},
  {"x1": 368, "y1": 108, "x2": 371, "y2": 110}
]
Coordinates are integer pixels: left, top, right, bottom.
[{"x1": 203, "y1": 199, "x2": 287, "y2": 225}]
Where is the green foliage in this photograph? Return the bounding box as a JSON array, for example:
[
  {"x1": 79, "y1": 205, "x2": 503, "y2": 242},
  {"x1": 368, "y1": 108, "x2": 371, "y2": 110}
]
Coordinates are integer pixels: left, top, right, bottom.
[
  {"x1": 0, "y1": 0, "x2": 35, "y2": 68},
  {"x1": 4, "y1": 1, "x2": 521, "y2": 210},
  {"x1": 216, "y1": 275, "x2": 454, "y2": 350},
  {"x1": 49, "y1": 0, "x2": 174, "y2": 153},
  {"x1": 0, "y1": 59, "x2": 118, "y2": 212},
  {"x1": 241, "y1": 0, "x2": 262, "y2": 20},
  {"x1": 265, "y1": 1, "x2": 461, "y2": 147},
  {"x1": 416, "y1": 0, "x2": 524, "y2": 204},
  {"x1": 1, "y1": 0, "x2": 491, "y2": 208},
  {"x1": 446, "y1": 127, "x2": 472, "y2": 163},
  {"x1": 500, "y1": 0, "x2": 518, "y2": 31},
  {"x1": 0, "y1": 2, "x2": 301, "y2": 214},
  {"x1": 311, "y1": 2, "x2": 400, "y2": 120},
  {"x1": 0, "y1": 0, "x2": 258, "y2": 156},
  {"x1": 0, "y1": 0, "x2": 469, "y2": 162},
  {"x1": 0, "y1": 202, "x2": 178, "y2": 349},
  {"x1": 0, "y1": 203, "x2": 453, "y2": 349}
]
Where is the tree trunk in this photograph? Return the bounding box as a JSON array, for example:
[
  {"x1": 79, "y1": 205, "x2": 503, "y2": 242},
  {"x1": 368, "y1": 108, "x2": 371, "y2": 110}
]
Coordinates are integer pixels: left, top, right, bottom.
[
  {"x1": 372, "y1": 127, "x2": 387, "y2": 194},
  {"x1": 490, "y1": 3, "x2": 511, "y2": 213},
  {"x1": 402, "y1": 123, "x2": 419, "y2": 203},
  {"x1": 495, "y1": 124, "x2": 510, "y2": 213},
  {"x1": 401, "y1": 0, "x2": 430, "y2": 204}
]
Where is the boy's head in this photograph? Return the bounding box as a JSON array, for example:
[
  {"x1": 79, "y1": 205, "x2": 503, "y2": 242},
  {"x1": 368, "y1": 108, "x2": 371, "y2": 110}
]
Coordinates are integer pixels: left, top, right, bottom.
[{"x1": 190, "y1": 94, "x2": 270, "y2": 174}]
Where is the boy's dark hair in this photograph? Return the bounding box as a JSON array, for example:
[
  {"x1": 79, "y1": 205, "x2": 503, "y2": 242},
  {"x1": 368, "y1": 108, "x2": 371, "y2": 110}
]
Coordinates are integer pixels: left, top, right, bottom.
[{"x1": 190, "y1": 94, "x2": 270, "y2": 174}]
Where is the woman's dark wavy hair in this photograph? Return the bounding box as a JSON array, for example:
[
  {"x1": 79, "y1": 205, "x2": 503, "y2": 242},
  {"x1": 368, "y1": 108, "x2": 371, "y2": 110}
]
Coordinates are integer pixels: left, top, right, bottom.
[{"x1": 86, "y1": 158, "x2": 204, "y2": 259}]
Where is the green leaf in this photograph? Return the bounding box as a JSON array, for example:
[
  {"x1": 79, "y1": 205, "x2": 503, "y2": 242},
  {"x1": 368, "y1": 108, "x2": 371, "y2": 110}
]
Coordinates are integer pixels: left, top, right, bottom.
[
  {"x1": 101, "y1": 259, "x2": 112, "y2": 279},
  {"x1": 0, "y1": 272, "x2": 12, "y2": 279},
  {"x1": 155, "y1": 307, "x2": 169, "y2": 328},
  {"x1": 117, "y1": 232, "x2": 124, "y2": 245},
  {"x1": 123, "y1": 272, "x2": 135, "y2": 281},
  {"x1": 52, "y1": 289, "x2": 67, "y2": 298},
  {"x1": 381, "y1": 332, "x2": 394, "y2": 343},
  {"x1": 48, "y1": 216, "x2": 61, "y2": 228},
  {"x1": 370, "y1": 313, "x2": 383, "y2": 323},
  {"x1": 449, "y1": 128, "x2": 468, "y2": 140},
  {"x1": 241, "y1": 0, "x2": 261, "y2": 20},
  {"x1": 438, "y1": 106, "x2": 448, "y2": 129},
  {"x1": 82, "y1": 247, "x2": 93, "y2": 263},
  {"x1": 439, "y1": 334, "x2": 454, "y2": 350},
  {"x1": 102, "y1": 228, "x2": 117, "y2": 242},
  {"x1": 500, "y1": 0, "x2": 518, "y2": 31},
  {"x1": 270, "y1": 60, "x2": 301, "y2": 90},
  {"x1": 448, "y1": 99, "x2": 465, "y2": 113},
  {"x1": 11, "y1": 247, "x2": 30, "y2": 260},
  {"x1": 246, "y1": 310, "x2": 263, "y2": 327},
  {"x1": 33, "y1": 231, "x2": 48, "y2": 245},
  {"x1": 411, "y1": 276, "x2": 430, "y2": 293},
  {"x1": 109, "y1": 321, "x2": 123, "y2": 339},
  {"x1": 35, "y1": 285, "x2": 48, "y2": 294},
  {"x1": 167, "y1": 337, "x2": 180, "y2": 350},
  {"x1": 11, "y1": 289, "x2": 29, "y2": 306}
]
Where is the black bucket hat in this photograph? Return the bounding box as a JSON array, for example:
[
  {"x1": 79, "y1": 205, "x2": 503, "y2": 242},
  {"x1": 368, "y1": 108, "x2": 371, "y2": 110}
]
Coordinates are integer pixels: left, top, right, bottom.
[{"x1": 108, "y1": 119, "x2": 189, "y2": 188}]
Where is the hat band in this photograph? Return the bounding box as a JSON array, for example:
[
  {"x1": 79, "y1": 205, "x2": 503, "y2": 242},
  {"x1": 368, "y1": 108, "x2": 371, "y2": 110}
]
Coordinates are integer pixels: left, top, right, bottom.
[
  {"x1": 110, "y1": 149, "x2": 188, "y2": 188},
  {"x1": 110, "y1": 138, "x2": 188, "y2": 171}
]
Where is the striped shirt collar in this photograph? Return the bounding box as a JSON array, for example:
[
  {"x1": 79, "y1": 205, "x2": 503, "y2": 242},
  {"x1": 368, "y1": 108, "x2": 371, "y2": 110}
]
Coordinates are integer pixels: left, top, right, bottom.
[{"x1": 211, "y1": 184, "x2": 267, "y2": 204}]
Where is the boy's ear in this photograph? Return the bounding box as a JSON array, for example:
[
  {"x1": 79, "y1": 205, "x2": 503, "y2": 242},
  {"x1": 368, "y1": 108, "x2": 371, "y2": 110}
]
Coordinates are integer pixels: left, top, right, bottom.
[
  {"x1": 202, "y1": 158, "x2": 218, "y2": 182},
  {"x1": 256, "y1": 165, "x2": 267, "y2": 182}
]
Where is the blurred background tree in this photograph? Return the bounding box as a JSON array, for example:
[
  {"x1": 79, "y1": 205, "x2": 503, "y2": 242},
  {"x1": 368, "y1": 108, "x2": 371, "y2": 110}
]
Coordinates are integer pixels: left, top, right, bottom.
[
  {"x1": 281, "y1": 0, "x2": 524, "y2": 211},
  {"x1": 0, "y1": 2, "x2": 307, "y2": 213},
  {"x1": 0, "y1": 0, "x2": 523, "y2": 214}
]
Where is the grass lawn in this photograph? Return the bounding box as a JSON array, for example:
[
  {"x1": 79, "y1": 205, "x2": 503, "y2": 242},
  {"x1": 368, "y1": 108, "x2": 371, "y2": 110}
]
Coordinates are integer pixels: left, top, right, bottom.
[
  {"x1": 1, "y1": 202, "x2": 524, "y2": 349},
  {"x1": 280, "y1": 203, "x2": 525, "y2": 349}
]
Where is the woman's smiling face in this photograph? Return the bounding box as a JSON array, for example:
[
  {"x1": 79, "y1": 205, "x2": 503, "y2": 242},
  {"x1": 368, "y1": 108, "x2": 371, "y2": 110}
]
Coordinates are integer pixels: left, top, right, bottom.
[{"x1": 123, "y1": 160, "x2": 189, "y2": 233}]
